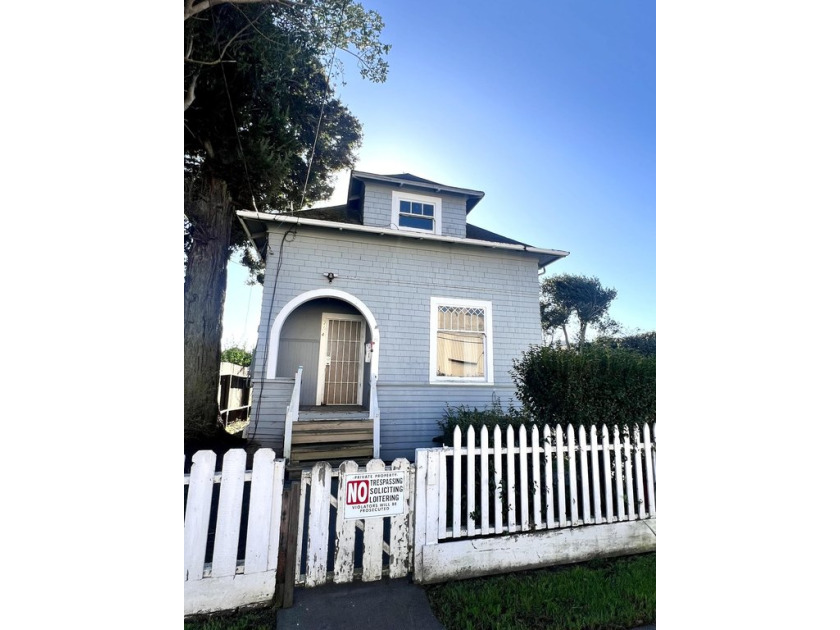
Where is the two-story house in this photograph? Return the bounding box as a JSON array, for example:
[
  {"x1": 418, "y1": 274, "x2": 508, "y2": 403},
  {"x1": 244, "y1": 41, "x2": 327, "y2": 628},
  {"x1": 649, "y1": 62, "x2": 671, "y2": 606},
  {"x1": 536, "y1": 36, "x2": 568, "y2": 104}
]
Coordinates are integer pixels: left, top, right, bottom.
[{"x1": 236, "y1": 171, "x2": 568, "y2": 464}]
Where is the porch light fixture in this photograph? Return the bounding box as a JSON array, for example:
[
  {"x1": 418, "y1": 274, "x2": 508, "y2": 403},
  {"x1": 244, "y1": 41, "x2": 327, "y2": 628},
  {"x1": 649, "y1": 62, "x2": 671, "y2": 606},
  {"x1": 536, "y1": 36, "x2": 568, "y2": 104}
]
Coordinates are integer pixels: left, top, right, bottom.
[{"x1": 323, "y1": 272, "x2": 337, "y2": 283}]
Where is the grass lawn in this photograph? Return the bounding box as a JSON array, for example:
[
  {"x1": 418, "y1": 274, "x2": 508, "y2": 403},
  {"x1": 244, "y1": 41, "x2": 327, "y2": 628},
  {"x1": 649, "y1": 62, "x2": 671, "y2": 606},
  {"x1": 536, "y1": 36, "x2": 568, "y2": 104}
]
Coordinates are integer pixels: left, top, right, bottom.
[
  {"x1": 425, "y1": 552, "x2": 655, "y2": 630},
  {"x1": 184, "y1": 607, "x2": 275, "y2": 630}
]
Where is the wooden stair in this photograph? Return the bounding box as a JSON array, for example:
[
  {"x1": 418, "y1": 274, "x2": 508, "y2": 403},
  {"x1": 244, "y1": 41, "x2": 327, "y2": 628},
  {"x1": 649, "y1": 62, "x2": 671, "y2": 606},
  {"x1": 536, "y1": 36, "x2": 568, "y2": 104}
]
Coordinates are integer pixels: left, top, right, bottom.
[{"x1": 289, "y1": 419, "x2": 374, "y2": 468}]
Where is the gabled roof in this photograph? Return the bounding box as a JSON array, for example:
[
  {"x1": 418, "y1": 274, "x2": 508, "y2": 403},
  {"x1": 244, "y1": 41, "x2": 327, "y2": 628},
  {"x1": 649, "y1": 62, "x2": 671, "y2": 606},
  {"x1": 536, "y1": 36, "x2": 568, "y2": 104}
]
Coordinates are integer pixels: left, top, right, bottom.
[{"x1": 349, "y1": 171, "x2": 485, "y2": 212}]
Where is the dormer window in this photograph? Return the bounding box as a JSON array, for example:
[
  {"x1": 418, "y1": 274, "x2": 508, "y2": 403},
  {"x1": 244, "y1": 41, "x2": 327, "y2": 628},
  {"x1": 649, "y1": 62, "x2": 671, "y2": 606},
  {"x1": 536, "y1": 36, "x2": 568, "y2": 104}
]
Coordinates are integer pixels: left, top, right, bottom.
[{"x1": 391, "y1": 191, "x2": 441, "y2": 235}]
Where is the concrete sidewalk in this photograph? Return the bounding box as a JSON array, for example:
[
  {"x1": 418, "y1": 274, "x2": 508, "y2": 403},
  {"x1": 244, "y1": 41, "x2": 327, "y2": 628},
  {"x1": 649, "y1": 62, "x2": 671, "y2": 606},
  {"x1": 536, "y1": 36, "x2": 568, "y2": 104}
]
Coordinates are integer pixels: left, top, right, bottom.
[{"x1": 276, "y1": 578, "x2": 444, "y2": 630}]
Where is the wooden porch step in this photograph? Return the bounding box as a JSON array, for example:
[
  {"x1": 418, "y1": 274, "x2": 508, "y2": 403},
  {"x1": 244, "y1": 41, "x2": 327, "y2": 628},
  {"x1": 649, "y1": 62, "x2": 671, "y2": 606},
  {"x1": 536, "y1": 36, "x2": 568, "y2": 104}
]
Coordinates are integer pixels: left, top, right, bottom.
[
  {"x1": 290, "y1": 442, "x2": 374, "y2": 464},
  {"x1": 291, "y1": 420, "x2": 373, "y2": 445},
  {"x1": 289, "y1": 419, "x2": 374, "y2": 466}
]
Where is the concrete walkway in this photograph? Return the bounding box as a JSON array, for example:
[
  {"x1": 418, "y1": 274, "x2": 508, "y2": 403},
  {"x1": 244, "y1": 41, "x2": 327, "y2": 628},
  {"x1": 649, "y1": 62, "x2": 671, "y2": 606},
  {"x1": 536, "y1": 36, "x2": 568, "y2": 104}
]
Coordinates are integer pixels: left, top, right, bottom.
[{"x1": 276, "y1": 578, "x2": 444, "y2": 630}]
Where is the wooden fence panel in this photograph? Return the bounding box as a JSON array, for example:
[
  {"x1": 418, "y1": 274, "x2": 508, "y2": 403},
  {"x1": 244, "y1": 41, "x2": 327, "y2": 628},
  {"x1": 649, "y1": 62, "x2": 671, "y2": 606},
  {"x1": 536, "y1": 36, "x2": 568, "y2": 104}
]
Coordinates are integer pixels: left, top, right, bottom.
[
  {"x1": 245, "y1": 449, "x2": 279, "y2": 574},
  {"x1": 184, "y1": 449, "x2": 286, "y2": 616},
  {"x1": 518, "y1": 425, "x2": 529, "y2": 530},
  {"x1": 305, "y1": 462, "x2": 332, "y2": 586},
  {"x1": 184, "y1": 451, "x2": 216, "y2": 582},
  {"x1": 211, "y1": 450, "x2": 246, "y2": 578},
  {"x1": 389, "y1": 458, "x2": 414, "y2": 578},
  {"x1": 362, "y1": 459, "x2": 386, "y2": 582},
  {"x1": 531, "y1": 425, "x2": 542, "y2": 529},
  {"x1": 480, "y1": 426, "x2": 490, "y2": 535},
  {"x1": 614, "y1": 426, "x2": 626, "y2": 521},
  {"x1": 453, "y1": 427, "x2": 462, "y2": 537},
  {"x1": 556, "y1": 424, "x2": 567, "y2": 528},
  {"x1": 591, "y1": 426, "x2": 602, "y2": 525},
  {"x1": 466, "y1": 427, "x2": 476, "y2": 537},
  {"x1": 506, "y1": 425, "x2": 516, "y2": 532},
  {"x1": 543, "y1": 425, "x2": 555, "y2": 529},
  {"x1": 602, "y1": 425, "x2": 614, "y2": 523},
  {"x1": 493, "y1": 425, "x2": 503, "y2": 535},
  {"x1": 412, "y1": 422, "x2": 657, "y2": 585},
  {"x1": 333, "y1": 460, "x2": 359, "y2": 584}
]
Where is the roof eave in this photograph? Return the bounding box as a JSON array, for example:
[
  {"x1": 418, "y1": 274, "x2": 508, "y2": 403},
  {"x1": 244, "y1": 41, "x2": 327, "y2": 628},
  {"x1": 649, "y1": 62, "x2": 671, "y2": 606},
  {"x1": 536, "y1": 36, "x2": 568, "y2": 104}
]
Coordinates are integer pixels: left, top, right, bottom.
[{"x1": 235, "y1": 210, "x2": 568, "y2": 265}]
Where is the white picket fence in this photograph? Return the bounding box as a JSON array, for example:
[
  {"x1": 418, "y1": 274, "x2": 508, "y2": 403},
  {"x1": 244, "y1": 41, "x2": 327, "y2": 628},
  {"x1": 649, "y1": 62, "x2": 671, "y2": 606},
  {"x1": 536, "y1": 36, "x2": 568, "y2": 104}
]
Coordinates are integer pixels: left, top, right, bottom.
[
  {"x1": 184, "y1": 422, "x2": 656, "y2": 612},
  {"x1": 184, "y1": 449, "x2": 286, "y2": 615},
  {"x1": 296, "y1": 458, "x2": 415, "y2": 586},
  {"x1": 413, "y1": 422, "x2": 656, "y2": 583}
]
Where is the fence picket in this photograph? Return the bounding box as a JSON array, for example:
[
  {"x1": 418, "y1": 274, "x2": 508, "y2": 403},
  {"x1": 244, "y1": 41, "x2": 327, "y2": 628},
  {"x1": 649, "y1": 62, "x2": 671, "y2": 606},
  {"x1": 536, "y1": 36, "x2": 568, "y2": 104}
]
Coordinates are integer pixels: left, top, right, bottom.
[
  {"x1": 567, "y1": 425, "x2": 579, "y2": 525},
  {"x1": 602, "y1": 425, "x2": 614, "y2": 523},
  {"x1": 556, "y1": 425, "x2": 567, "y2": 528},
  {"x1": 333, "y1": 460, "x2": 359, "y2": 583},
  {"x1": 413, "y1": 450, "x2": 428, "y2": 571},
  {"x1": 245, "y1": 449, "x2": 277, "y2": 574},
  {"x1": 453, "y1": 427, "x2": 462, "y2": 537},
  {"x1": 466, "y1": 426, "x2": 476, "y2": 537},
  {"x1": 623, "y1": 426, "x2": 636, "y2": 520},
  {"x1": 633, "y1": 425, "x2": 646, "y2": 519},
  {"x1": 614, "y1": 426, "x2": 625, "y2": 521},
  {"x1": 506, "y1": 425, "x2": 517, "y2": 532},
  {"x1": 390, "y1": 458, "x2": 413, "y2": 578},
  {"x1": 305, "y1": 462, "x2": 332, "y2": 586},
  {"x1": 543, "y1": 425, "x2": 555, "y2": 529},
  {"x1": 590, "y1": 426, "x2": 602, "y2": 525},
  {"x1": 438, "y1": 447, "x2": 448, "y2": 541},
  {"x1": 579, "y1": 426, "x2": 591, "y2": 525},
  {"x1": 643, "y1": 423, "x2": 656, "y2": 517},
  {"x1": 424, "y1": 450, "x2": 440, "y2": 556},
  {"x1": 531, "y1": 425, "x2": 542, "y2": 529},
  {"x1": 267, "y1": 458, "x2": 285, "y2": 572},
  {"x1": 184, "y1": 450, "x2": 216, "y2": 581},
  {"x1": 211, "y1": 449, "x2": 246, "y2": 578},
  {"x1": 362, "y1": 459, "x2": 386, "y2": 582},
  {"x1": 480, "y1": 426, "x2": 490, "y2": 535},
  {"x1": 295, "y1": 473, "x2": 308, "y2": 585},
  {"x1": 652, "y1": 422, "x2": 657, "y2": 483},
  {"x1": 518, "y1": 425, "x2": 530, "y2": 530},
  {"x1": 493, "y1": 425, "x2": 503, "y2": 535}
]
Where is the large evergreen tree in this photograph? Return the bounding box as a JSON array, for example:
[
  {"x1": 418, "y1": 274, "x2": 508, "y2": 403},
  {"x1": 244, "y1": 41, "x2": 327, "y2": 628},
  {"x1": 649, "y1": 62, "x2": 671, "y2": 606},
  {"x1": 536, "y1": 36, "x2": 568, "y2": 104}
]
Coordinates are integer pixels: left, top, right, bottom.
[{"x1": 184, "y1": 1, "x2": 388, "y2": 443}]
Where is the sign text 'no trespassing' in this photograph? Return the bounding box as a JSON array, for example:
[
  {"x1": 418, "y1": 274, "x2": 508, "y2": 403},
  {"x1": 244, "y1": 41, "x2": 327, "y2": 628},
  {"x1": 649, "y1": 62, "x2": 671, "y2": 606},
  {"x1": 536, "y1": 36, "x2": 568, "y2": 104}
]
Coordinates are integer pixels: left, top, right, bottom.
[{"x1": 343, "y1": 470, "x2": 407, "y2": 519}]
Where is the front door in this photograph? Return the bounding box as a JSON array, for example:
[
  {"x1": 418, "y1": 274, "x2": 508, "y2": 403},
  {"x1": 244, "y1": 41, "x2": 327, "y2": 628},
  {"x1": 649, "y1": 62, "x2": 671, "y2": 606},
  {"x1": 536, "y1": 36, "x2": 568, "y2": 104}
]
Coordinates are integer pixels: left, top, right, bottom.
[{"x1": 315, "y1": 313, "x2": 365, "y2": 406}]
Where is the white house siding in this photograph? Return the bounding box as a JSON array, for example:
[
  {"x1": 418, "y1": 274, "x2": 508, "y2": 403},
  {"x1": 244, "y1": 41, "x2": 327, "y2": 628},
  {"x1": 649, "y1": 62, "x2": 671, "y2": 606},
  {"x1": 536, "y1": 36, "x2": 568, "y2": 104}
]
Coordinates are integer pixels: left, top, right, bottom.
[
  {"x1": 360, "y1": 183, "x2": 468, "y2": 239},
  {"x1": 249, "y1": 225, "x2": 542, "y2": 459}
]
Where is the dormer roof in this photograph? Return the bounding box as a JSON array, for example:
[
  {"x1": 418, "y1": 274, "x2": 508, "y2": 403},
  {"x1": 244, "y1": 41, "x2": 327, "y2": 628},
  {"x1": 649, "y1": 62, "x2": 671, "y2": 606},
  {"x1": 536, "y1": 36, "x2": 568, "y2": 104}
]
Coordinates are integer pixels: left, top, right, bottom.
[{"x1": 348, "y1": 171, "x2": 485, "y2": 212}]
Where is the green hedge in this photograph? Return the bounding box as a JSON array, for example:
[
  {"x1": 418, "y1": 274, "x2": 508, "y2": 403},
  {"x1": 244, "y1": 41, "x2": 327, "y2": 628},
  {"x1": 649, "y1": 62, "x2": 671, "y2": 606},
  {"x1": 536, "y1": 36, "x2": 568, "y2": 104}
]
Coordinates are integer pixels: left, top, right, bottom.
[
  {"x1": 437, "y1": 398, "x2": 532, "y2": 447},
  {"x1": 511, "y1": 345, "x2": 655, "y2": 430}
]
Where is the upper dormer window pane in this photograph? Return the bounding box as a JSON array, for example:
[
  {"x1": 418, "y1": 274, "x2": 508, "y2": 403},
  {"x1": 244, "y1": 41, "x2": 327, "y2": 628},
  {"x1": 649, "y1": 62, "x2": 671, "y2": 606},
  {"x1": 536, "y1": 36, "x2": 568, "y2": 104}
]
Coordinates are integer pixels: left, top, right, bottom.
[{"x1": 392, "y1": 191, "x2": 442, "y2": 235}]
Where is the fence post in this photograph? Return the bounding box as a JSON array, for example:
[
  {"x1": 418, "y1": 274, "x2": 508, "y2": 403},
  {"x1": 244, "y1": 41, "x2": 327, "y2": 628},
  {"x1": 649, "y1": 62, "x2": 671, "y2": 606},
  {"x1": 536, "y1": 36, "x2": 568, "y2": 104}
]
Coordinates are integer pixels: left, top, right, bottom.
[{"x1": 274, "y1": 480, "x2": 301, "y2": 609}]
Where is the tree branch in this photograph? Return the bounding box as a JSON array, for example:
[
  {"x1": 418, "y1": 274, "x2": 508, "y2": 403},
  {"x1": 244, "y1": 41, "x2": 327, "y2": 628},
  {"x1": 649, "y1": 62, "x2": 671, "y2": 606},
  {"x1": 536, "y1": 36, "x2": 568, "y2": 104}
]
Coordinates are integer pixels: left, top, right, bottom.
[
  {"x1": 185, "y1": 0, "x2": 304, "y2": 21},
  {"x1": 184, "y1": 74, "x2": 199, "y2": 111}
]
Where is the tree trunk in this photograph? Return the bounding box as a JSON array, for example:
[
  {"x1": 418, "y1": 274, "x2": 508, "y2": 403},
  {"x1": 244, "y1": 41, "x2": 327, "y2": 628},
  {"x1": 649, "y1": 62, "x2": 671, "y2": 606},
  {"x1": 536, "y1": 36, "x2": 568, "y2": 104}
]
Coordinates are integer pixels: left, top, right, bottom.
[
  {"x1": 578, "y1": 321, "x2": 588, "y2": 352},
  {"x1": 184, "y1": 175, "x2": 233, "y2": 442}
]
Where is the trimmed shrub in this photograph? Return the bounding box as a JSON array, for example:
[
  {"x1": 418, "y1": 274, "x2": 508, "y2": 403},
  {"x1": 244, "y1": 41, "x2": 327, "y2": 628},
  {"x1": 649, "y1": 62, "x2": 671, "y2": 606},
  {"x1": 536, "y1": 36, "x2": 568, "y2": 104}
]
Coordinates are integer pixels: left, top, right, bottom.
[
  {"x1": 511, "y1": 345, "x2": 655, "y2": 431},
  {"x1": 437, "y1": 398, "x2": 533, "y2": 447}
]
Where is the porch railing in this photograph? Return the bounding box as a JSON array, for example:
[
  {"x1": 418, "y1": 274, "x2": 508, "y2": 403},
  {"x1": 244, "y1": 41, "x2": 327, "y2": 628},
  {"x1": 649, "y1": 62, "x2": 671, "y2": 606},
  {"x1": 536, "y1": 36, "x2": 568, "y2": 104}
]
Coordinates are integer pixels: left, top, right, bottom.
[
  {"x1": 283, "y1": 366, "x2": 303, "y2": 459},
  {"x1": 370, "y1": 374, "x2": 380, "y2": 458}
]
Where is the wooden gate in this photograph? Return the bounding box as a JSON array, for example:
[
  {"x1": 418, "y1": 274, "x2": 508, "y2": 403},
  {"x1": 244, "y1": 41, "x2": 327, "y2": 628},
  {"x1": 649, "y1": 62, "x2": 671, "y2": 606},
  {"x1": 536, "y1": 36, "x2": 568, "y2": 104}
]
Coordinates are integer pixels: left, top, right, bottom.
[{"x1": 295, "y1": 459, "x2": 415, "y2": 586}]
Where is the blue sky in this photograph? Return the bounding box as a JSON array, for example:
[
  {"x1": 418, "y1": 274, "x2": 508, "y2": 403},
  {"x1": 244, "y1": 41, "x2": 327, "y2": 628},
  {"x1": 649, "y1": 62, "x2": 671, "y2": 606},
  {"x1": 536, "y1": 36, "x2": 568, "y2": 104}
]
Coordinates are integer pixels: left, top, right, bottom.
[{"x1": 222, "y1": 0, "x2": 656, "y2": 349}]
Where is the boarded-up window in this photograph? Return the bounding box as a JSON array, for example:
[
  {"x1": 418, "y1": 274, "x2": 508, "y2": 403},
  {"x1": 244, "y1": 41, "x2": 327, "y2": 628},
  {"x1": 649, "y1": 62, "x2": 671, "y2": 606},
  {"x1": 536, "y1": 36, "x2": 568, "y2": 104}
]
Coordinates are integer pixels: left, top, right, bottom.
[{"x1": 436, "y1": 305, "x2": 486, "y2": 378}]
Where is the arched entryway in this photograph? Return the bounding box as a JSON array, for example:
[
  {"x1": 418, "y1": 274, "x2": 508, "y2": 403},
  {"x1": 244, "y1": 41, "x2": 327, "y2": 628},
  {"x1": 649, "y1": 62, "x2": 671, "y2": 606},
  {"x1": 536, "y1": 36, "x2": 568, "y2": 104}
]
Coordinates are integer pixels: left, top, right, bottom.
[{"x1": 266, "y1": 289, "x2": 380, "y2": 410}]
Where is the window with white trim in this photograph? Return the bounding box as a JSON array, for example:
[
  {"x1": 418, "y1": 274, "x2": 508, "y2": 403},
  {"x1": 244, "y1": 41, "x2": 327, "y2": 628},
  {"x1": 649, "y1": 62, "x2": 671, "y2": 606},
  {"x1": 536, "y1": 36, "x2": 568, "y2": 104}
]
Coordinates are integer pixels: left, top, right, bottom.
[
  {"x1": 391, "y1": 191, "x2": 441, "y2": 234},
  {"x1": 430, "y1": 297, "x2": 493, "y2": 383}
]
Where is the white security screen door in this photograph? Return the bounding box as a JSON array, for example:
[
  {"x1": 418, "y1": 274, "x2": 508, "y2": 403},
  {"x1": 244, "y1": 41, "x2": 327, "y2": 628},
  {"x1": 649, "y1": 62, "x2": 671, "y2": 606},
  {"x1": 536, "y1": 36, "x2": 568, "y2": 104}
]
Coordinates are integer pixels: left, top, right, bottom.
[{"x1": 316, "y1": 313, "x2": 365, "y2": 406}]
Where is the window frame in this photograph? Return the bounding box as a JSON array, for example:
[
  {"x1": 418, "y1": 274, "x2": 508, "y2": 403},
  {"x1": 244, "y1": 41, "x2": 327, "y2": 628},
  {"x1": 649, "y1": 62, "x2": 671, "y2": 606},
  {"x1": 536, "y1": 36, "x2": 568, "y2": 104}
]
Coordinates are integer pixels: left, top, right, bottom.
[
  {"x1": 429, "y1": 297, "x2": 494, "y2": 384},
  {"x1": 391, "y1": 191, "x2": 442, "y2": 235}
]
